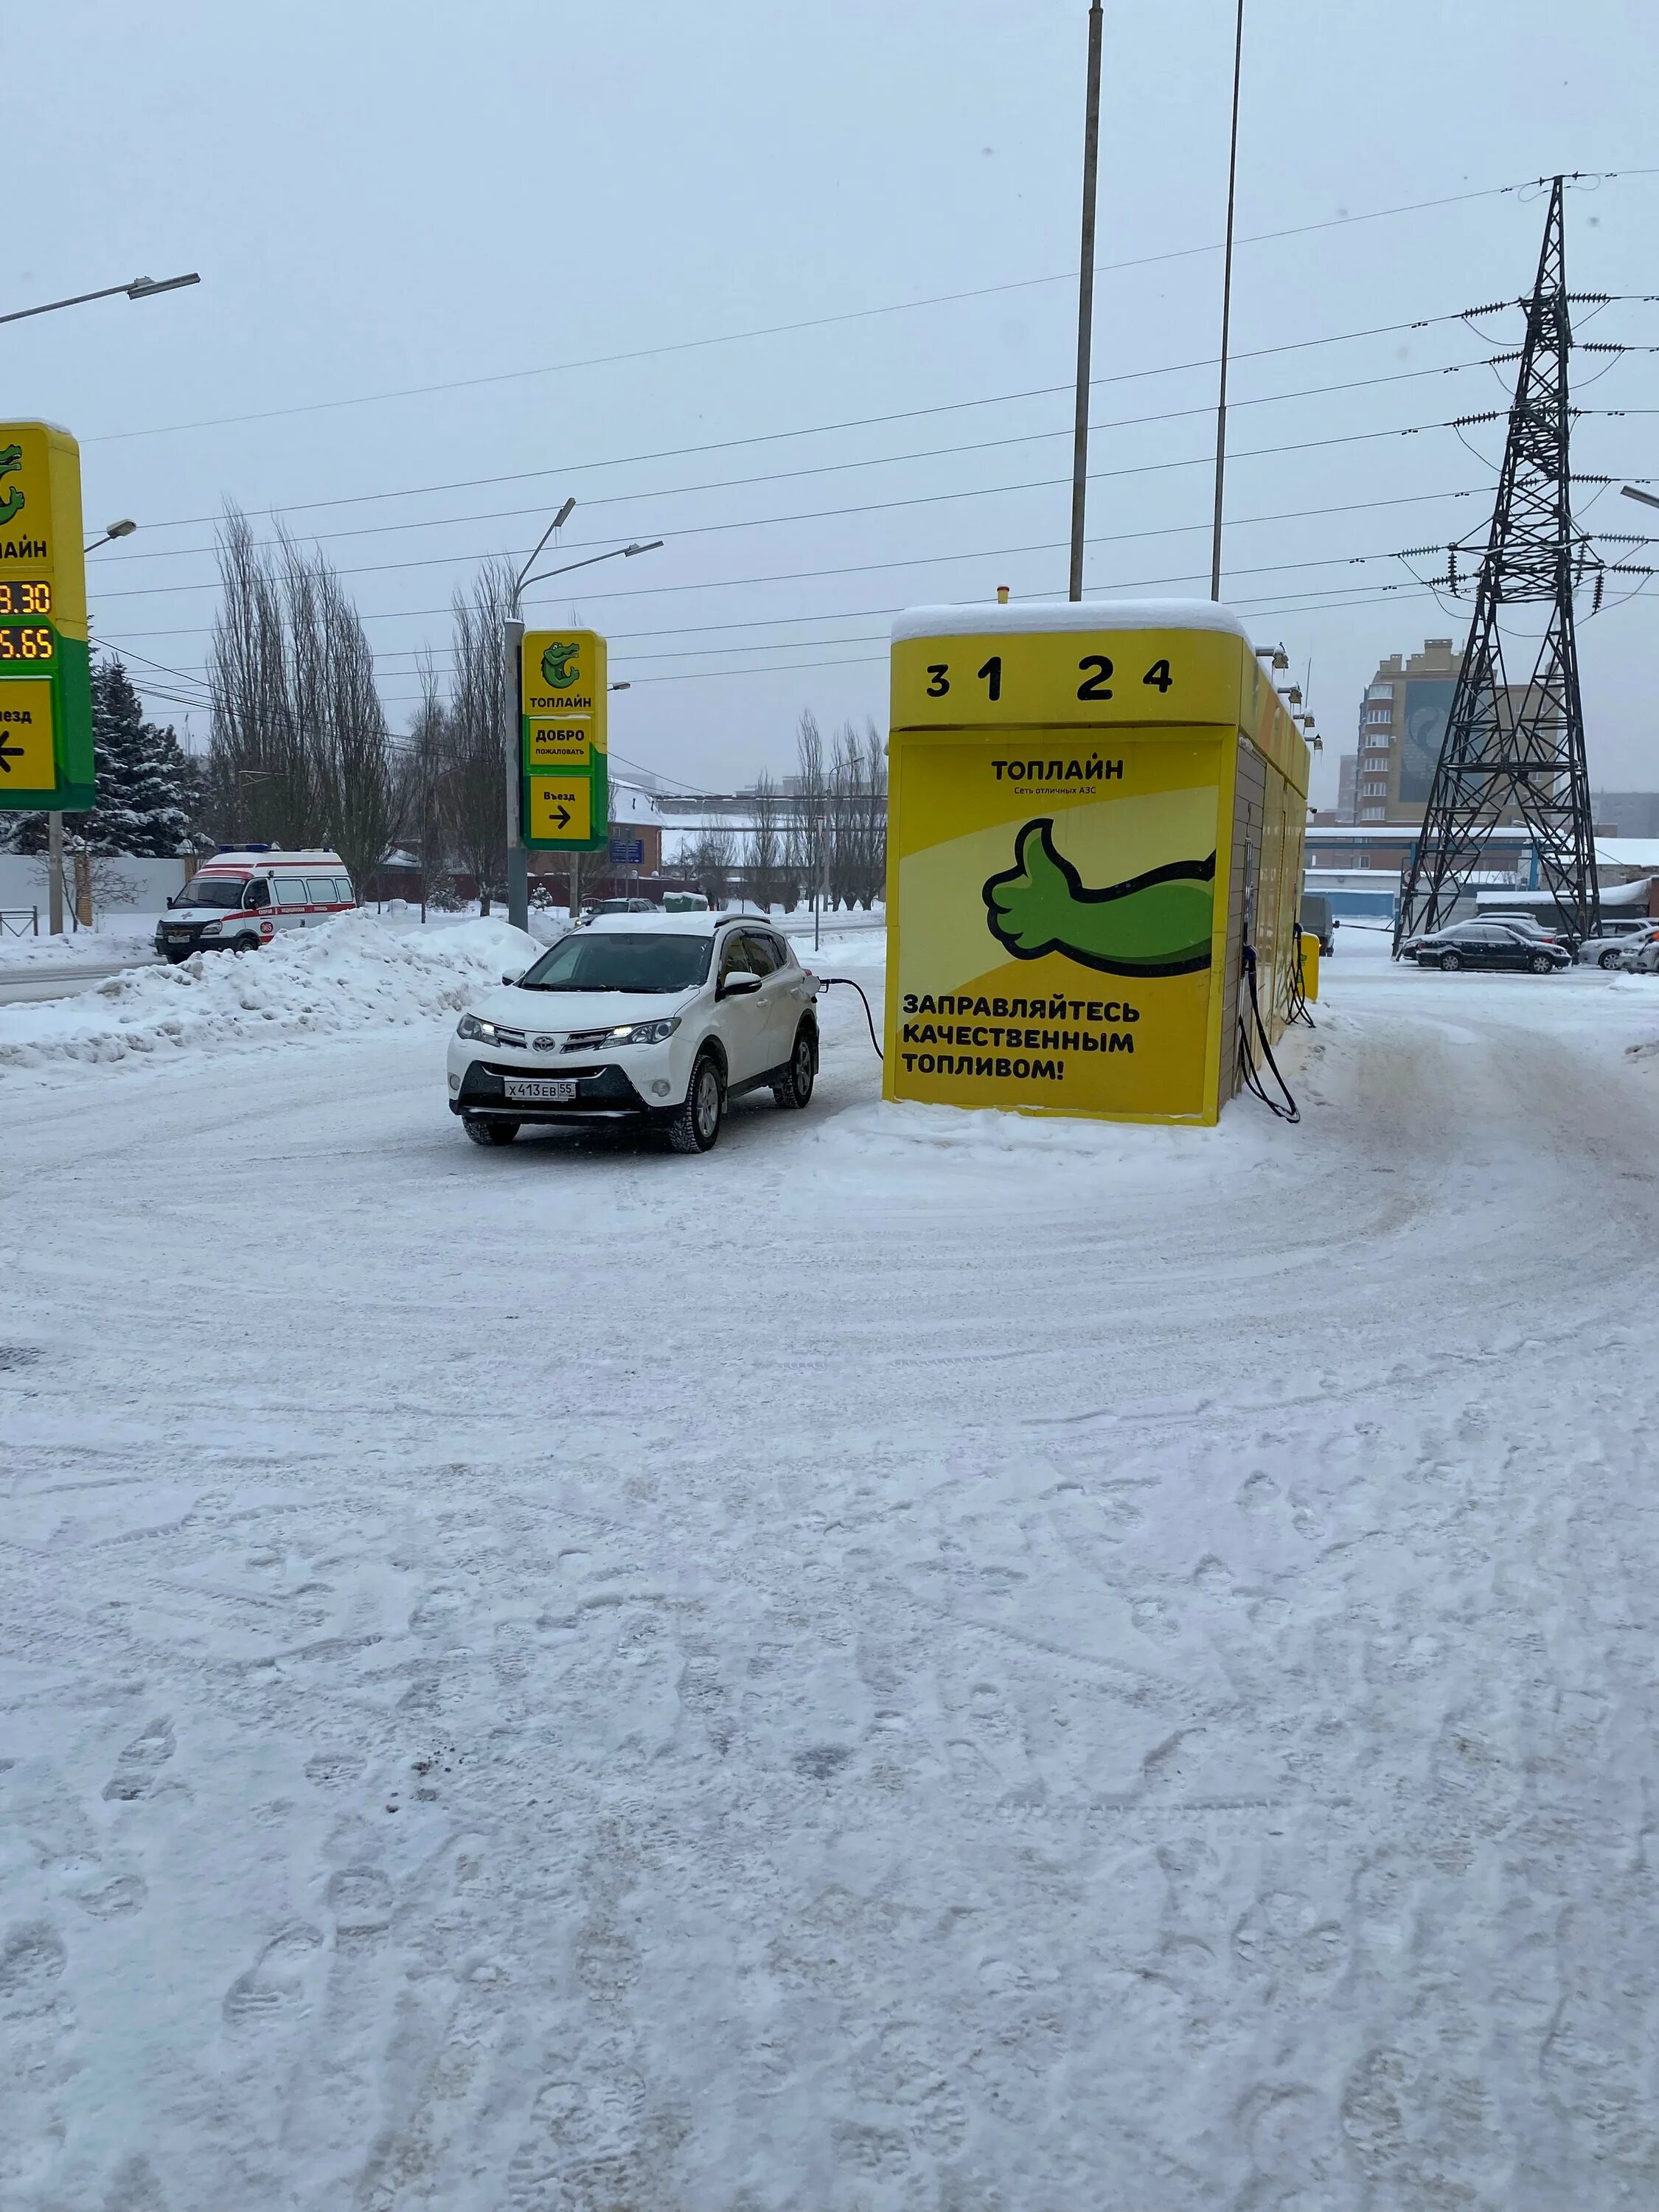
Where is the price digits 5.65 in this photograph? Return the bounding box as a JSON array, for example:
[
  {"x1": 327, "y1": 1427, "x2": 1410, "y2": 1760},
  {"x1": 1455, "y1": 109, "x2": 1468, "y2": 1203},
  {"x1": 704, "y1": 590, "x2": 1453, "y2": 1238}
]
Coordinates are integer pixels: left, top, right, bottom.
[
  {"x1": 0, "y1": 625, "x2": 53, "y2": 662},
  {"x1": 922, "y1": 653, "x2": 1175, "y2": 703}
]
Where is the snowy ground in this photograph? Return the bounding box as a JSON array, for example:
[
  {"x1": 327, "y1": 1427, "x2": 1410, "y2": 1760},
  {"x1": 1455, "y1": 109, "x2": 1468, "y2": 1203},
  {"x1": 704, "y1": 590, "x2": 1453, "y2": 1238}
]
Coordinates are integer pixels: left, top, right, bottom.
[
  {"x1": 4, "y1": 919, "x2": 1659, "y2": 2210},
  {"x1": 0, "y1": 916, "x2": 163, "y2": 973}
]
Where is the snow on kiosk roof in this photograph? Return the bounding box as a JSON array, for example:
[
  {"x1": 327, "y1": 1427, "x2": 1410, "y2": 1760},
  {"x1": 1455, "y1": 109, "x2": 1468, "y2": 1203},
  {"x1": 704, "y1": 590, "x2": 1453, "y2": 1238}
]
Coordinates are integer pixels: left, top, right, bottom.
[
  {"x1": 890, "y1": 596, "x2": 1255, "y2": 644},
  {"x1": 885, "y1": 597, "x2": 1310, "y2": 1128}
]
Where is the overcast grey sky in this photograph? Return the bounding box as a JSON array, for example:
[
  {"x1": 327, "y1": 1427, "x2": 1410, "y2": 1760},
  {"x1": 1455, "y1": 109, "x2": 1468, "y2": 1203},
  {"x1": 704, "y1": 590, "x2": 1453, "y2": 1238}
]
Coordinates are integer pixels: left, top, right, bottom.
[{"x1": 15, "y1": 1, "x2": 1659, "y2": 803}]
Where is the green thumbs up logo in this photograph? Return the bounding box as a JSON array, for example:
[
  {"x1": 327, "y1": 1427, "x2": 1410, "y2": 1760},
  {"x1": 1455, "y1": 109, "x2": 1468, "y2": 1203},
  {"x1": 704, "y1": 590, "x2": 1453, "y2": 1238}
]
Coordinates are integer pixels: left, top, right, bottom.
[
  {"x1": 0, "y1": 446, "x2": 24, "y2": 529},
  {"x1": 983, "y1": 818, "x2": 1215, "y2": 977}
]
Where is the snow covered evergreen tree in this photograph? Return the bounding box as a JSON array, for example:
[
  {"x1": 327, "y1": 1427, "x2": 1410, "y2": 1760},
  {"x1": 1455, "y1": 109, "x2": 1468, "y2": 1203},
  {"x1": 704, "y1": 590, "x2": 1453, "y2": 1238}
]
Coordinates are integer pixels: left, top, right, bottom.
[
  {"x1": 1, "y1": 658, "x2": 192, "y2": 856},
  {"x1": 84, "y1": 658, "x2": 189, "y2": 855}
]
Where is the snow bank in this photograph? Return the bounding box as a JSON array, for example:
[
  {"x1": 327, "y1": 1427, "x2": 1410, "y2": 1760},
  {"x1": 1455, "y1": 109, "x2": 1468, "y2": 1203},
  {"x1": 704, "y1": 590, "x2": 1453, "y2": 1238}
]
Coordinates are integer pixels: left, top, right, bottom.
[
  {"x1": 0, "y1": 908, "x2": 536, "y2": 1075},
  {"x1": 0, "y1": 914, "x2": 162, "y2": 970}
]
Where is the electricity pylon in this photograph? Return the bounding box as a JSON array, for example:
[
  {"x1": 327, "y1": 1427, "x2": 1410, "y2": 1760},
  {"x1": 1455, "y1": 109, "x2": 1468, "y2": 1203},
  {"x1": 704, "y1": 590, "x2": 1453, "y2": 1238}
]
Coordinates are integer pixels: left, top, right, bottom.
[{"x1": 1394, "y1": 177, "x2": 1601, "y2": 952}]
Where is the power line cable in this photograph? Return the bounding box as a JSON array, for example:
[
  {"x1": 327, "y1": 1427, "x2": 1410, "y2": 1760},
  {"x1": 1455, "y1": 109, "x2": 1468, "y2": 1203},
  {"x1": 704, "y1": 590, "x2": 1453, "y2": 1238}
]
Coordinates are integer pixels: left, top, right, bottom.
[
  {"x1": 100, "y1": 484, "x2": 1488, "y2": 683},
  {"x1": 84, "y1": 173, "x2": 1626, "y2": 448},
  {"x1": 91, "y1": 410, "x2": 1543, "y2": 610},
  {"x1": 97, "y1": 352, "x2": 1519, "y2": 577},
  {"x1": 111, "y1": 315, "x2": 1542, "y2": 546}
]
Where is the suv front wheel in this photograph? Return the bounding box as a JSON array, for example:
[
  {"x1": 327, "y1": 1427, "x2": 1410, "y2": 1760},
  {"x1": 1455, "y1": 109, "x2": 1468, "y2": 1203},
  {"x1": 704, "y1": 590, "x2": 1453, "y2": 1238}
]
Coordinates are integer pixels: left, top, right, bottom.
[{"x1": 667, "y1": 1051, "x2": 724, "y2": 1154}]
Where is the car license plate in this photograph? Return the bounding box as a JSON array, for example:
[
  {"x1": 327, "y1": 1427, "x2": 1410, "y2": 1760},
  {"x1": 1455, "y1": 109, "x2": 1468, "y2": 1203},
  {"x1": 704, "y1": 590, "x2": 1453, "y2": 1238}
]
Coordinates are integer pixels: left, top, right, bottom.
[
  {"x1": 504, "y1": 1077, "x2": 577, "y2": 1104},
  {"x1": 167, "y1": 929, "x2": 191, "y2": 941}
]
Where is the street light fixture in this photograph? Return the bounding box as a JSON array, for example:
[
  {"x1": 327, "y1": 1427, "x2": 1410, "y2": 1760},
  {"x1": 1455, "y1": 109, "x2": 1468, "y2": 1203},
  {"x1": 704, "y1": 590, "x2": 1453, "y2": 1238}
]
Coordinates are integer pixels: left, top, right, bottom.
[
  {"x1": 0, "y1": 271, "x2": 201, "y2": 328},
  {"x1": 1621, "y1": 484, "x2": 1659, "y2": 512},
  {"x1": 85, "y1": 519, "x2": 137, "y2": 554}
]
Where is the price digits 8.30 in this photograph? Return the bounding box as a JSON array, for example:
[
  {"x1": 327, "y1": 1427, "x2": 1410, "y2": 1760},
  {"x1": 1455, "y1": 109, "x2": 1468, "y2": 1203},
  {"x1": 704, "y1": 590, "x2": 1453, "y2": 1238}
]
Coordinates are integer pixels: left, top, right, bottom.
[{"x1": 0, "y1": 581, "x2": 52, "y2": 617}]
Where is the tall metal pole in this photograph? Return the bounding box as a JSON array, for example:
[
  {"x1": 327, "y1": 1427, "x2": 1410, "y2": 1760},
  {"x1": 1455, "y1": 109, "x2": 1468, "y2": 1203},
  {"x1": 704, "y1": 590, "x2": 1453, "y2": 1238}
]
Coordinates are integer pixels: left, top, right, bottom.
[
  {"x1": 1209, "y1": 0, "x2": 1245, "y2": 601},
  {"x1": 502, "y1": 616, "x2": 527, "y2": 929},
  {"x1": 1068, "y1": 0, "x2": 1105, "y2": 602},
  {"x1": 47, "y1": 811, "x2": 64, "y2": 935}
]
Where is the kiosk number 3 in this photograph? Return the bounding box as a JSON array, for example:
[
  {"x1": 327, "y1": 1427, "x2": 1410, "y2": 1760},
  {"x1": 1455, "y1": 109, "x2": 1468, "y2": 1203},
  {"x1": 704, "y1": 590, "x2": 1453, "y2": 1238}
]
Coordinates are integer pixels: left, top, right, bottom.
[{"x1": 924, "y1": 655, "x2": 1175, "y2": 703}]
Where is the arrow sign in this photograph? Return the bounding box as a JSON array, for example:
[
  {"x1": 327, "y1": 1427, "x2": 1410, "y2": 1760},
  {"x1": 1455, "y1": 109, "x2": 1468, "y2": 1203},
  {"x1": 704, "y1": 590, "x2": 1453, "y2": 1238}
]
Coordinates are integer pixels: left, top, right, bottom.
[
  {"x1": 553, "y1": 804, "x2": 570, "y2": 829},
  {"x1": 0, "y1": 740, "x2": 21, "y2": 773}
]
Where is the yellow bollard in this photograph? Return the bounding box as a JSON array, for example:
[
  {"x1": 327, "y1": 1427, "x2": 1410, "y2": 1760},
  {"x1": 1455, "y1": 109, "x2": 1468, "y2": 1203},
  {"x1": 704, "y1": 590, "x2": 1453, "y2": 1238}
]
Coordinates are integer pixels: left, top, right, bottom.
[{"x1": 1299, "y1": 928, "x2": 1320, "y2": 1003}]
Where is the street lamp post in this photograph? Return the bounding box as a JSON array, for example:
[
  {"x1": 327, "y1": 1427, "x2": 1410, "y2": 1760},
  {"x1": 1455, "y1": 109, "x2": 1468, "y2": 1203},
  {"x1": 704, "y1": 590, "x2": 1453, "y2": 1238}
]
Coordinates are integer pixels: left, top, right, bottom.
[
  {"x1": 1068, "y1": 0, "x2": 1105, "y2": 602},
  {"x1": 0, "y1": 273, "x2": 200, "y2": 328},
  {"x1": 46, "y1": 525, "x2": 143, "y2": 932},
  {"x1": 6, "y1": 265, "x2": 198, "y2": 931},
  {"x1": 501, "y1": 510, "x2": 663, "y2": 931}
]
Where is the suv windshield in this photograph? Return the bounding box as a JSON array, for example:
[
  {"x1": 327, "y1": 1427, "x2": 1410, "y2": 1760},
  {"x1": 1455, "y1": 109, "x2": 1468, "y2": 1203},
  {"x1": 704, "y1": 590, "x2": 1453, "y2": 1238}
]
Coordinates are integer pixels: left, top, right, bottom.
[
  {"x1": 518, "y1": 931, "x2": 712, "y2": 994},
  {"x1": 175, "y1": 878, "x2": 245, "y2": 908}
]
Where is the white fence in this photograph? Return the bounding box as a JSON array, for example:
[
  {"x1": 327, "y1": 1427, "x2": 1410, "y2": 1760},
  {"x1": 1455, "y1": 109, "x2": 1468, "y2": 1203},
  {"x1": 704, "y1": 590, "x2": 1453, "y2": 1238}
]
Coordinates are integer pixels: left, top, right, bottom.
[{"x1": 0, "y1": 852, "x2": 195, "y2": 923}]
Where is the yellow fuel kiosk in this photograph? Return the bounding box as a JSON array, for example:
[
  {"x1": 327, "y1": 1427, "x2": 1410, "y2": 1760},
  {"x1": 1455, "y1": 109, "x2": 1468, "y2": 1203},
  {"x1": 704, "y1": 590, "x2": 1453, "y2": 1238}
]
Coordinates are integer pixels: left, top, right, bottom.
[{"x1": 886, "y1": 599, "x2": 1310, "y2": 1126}]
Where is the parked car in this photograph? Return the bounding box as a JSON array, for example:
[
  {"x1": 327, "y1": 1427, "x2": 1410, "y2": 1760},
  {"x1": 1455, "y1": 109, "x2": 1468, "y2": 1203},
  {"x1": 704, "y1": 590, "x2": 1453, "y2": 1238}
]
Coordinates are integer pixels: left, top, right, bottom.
[
  {"x1": 1299, "y1": 893, "x2": 1337, "y2": 958},
  {"x1": 448, "y1": 912, "x2": 820, "y2": 1153},
  {"x1": 1477, "y1": 911, "x2": 1579, "y2": 953},
  {"x1": 1579, "y1": 919, "x2": 1659, "y2": 969},
  {"x1": 1617, "y1": 933, "x2": 1659, "y2": 975},
  {"x1": 580, "y1": 896, "x2": 658, "y2": 923},
  {"x1": 154, "y1": 847, "x2": 355, "y2": 962},
  {"x1": 1402, "y1": 919, "x2": 1571, "y2": 973}
]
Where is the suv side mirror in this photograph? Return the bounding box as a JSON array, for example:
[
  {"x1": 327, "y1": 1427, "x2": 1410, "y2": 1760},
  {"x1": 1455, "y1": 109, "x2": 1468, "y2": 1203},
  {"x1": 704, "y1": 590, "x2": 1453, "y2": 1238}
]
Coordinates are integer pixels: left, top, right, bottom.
[{"x1": 720, "y1": 970, "x2": 762, "y2": 998}]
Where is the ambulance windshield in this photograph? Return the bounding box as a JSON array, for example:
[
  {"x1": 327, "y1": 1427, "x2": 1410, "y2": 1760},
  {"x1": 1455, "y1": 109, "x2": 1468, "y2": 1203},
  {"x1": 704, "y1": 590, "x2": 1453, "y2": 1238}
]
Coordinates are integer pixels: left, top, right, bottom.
[{"x1": 175, "y1": 878, "x2": 246, "y2": 908}]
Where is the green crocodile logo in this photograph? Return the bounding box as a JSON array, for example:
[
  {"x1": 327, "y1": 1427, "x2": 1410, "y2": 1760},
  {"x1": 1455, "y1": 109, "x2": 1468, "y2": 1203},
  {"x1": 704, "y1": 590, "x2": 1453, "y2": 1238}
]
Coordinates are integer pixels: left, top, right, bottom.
[
  {"x1": 0, "y1": 446, "x2": 23, "y2": 529},
  {"x1": 540, "y1": 640, "x2": 581, "y2": 689},
  {"x1": 984, "y1": 818, "x2": 1216, "y2": 978}
]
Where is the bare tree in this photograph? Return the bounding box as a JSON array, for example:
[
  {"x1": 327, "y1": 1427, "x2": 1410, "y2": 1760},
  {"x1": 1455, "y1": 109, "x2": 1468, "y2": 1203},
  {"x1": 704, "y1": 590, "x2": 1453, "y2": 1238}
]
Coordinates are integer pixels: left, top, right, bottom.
[
  {"x1": 206, "y1": 505, "x2": 317, "y2": 849},
  {"x1": 401, "y1": 655, "x2": 452, "y2": 921},
  {"x1": 831, "y1": 717, "x2": 887, "y2": 910},
  {"x1": 444, "y1": 560, "x2": 512, "y2": 912},
  {"x1": 683, "y1": 827, "x2": 735, "y2": 908},
  {"x1": 206, "y1": 506, "x2": 398, "y2": 891},
  {"x1": 789, "y1": 709, "x2": 828, "y2": 919},
  {"x1": 307, "y1": 552, "x2": 398, "y2": 899},
  {"x1": 746, "y1": 772, "x2": 784, "y2": 912}
]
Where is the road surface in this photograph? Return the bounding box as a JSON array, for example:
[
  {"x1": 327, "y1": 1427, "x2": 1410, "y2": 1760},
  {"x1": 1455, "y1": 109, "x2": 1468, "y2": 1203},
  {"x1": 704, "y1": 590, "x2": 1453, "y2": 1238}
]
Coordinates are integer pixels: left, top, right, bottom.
[
  {"x1": 3, "y1": 947, "x2": 1658, "y2": 2208},
  {"x1": 0, "y1": 956, "x2": 161, "y2": 1009}
]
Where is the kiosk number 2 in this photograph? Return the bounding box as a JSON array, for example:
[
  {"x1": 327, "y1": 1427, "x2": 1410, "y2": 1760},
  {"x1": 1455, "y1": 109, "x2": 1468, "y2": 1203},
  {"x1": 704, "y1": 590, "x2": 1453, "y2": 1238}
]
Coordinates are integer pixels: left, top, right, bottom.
[{"x1": 922, "y1": 655, "x2": 1175, "y2": 702}]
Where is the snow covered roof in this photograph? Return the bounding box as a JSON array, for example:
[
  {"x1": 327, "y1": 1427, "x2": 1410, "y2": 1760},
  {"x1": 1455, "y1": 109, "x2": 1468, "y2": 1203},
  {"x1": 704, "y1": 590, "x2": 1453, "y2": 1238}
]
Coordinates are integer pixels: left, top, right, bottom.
[
  {"x1": 892, "y1": 597, "x2": 1253, "y2": 643},
  {"x1": 1593, "y1": 838, "x2": 1659, "y2": 867},
  {"x1": 609, "y1": 779, "x2": 661, "y2": 827}
]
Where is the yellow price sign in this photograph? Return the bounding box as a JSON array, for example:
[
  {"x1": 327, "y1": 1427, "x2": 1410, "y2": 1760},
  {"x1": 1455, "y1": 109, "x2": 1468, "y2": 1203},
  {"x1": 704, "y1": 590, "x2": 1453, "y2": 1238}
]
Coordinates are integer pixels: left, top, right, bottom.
[
  {"x1": 526, "y1": 720, "x2": 594, "y2": 771},
  {"x1": 527, "y1": 778, "x2": 592, "y2": 843},
  {"x1": 0, "y1": 678, "x2": 55, "y2": 787}
]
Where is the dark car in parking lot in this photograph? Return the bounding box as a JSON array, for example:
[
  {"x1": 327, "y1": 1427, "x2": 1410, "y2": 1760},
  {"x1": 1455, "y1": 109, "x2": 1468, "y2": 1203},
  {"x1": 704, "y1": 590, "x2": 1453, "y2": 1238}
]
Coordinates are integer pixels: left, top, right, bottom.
[{"x1": 1402, "y1": 919, "x2": 1572, "y2": 973}]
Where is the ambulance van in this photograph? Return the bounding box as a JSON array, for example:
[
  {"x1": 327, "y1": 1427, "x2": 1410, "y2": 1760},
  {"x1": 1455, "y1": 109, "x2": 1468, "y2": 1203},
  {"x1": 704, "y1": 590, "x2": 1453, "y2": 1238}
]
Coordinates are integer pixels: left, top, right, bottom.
[{"x1": 155, "y1": 846, "x2": 356, "y2": 962}]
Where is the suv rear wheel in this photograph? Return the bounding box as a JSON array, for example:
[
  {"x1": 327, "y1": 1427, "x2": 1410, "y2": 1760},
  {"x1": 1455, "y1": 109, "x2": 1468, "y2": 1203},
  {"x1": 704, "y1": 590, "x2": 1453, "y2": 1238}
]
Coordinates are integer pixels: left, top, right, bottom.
[
  {"x1": 771, "y1": 1024, "x2": 816, "y2": 1110},
  {"x1": 667, "y1": 1051, "x2": 724, "y2": 1154}
]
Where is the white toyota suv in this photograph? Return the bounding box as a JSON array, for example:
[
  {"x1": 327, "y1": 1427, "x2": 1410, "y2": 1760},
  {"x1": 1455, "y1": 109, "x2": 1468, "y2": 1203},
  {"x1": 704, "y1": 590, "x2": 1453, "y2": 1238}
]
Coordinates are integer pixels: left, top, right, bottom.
[{"x1": 448, "y1": 912, "x2": 820, "y2": 1153}]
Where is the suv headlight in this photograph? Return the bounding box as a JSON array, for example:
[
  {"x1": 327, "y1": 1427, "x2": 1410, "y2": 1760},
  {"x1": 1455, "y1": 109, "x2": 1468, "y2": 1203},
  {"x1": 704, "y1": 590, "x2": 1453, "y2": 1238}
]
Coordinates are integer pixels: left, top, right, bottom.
[
  {"x1": 608, "y1": 1016, "x2": 681, "y2": 1047},
  {"x1": 457, "y1": 1013, "x2": 498, "y2": 1042}
]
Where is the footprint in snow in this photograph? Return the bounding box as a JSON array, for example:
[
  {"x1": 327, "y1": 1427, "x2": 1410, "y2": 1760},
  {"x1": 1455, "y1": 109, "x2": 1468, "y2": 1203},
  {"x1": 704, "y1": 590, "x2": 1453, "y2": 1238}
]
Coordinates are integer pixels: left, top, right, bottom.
[
  {"x1": 222, "y1": 1922, "x2": 324, "y2": 2026},
  {"x1": 102, "y1": 1716, "x2": 175, "y2": 1802},
  {"x1": 0, "y1": 1918, "x2": 68, "y2": 2019}
]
